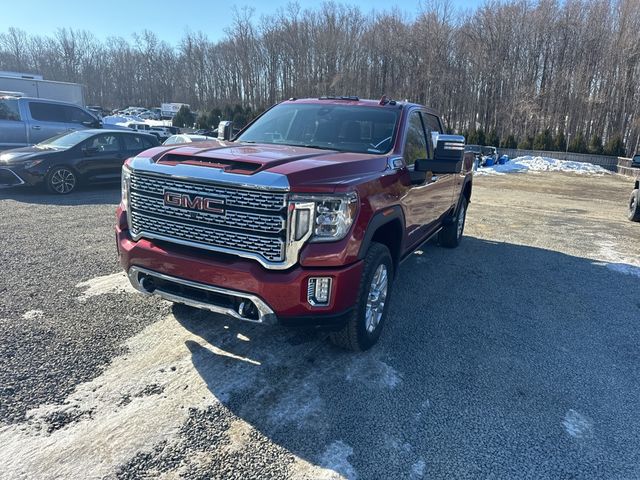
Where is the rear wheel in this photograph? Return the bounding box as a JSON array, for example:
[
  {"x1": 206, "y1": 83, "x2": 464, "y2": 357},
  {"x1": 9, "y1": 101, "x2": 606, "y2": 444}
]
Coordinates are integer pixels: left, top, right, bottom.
[
  {"x1": 439, "y1": 196, "x2": 468, "y2": 248},
  {"x1": 629, "y1": 189, "x2": 640, "y2": 222},
  {"x1": 46, "y1": 166, "x2": 78, "y2": 194},
  {"x1": 329, "y1": 243, "x2": 394, "y2": 351}
]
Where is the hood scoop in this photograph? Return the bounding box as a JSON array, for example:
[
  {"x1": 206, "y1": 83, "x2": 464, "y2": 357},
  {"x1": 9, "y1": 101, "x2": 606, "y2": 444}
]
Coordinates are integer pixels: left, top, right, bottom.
[{"x1": 157, "y1": 153, "x2": 261, "y2": 174}]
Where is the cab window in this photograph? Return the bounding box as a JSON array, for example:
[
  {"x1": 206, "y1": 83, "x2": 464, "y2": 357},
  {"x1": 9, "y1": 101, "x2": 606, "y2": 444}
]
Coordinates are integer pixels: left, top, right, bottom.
[
  {"x1": 404, "y1": 111, "x2": 427, "y2": 166},
  {"x1": 0, "y1": 99, "x2": 20, "y2": 121}
]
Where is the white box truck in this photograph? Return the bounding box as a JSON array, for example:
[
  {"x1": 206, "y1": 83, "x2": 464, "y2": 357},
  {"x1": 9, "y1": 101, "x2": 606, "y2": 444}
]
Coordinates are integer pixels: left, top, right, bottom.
[{"x1": 0, "y1": 71, "x2": 85, "y2": 106}]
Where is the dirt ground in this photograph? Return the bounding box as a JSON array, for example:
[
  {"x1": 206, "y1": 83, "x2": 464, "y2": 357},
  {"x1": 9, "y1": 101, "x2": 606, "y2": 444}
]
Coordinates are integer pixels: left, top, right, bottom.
[{"x1": 0, "y1": 171, "x2": 638, "y2": 479}]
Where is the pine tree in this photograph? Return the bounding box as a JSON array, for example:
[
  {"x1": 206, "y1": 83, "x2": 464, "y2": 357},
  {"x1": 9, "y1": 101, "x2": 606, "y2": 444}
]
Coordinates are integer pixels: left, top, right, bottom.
[{"x1": 172, "y1": 105, "x2": 195, "y2": 128}]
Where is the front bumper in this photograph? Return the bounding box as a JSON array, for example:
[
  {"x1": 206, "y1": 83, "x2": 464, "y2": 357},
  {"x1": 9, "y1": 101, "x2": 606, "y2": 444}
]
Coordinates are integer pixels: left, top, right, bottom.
[
  {"x1": 117, "y1": 222, "x2": 364, "y2": 326},
  {"x1": 0, "y1": 167, "x2": 26, "y2": 187},
  {"x1": 0, "y1": 165, "x2": 44, "y2": 188}
]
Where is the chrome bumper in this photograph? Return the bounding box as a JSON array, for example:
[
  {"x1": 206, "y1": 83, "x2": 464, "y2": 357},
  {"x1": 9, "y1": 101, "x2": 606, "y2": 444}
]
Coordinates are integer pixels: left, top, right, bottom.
[{"x1": 127, "y1": 265, "x2": 277, "y2": 325}]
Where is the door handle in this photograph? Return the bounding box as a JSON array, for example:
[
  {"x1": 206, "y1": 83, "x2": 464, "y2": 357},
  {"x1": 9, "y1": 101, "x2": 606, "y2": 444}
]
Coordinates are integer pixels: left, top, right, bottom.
[
  {"x1": 431, "y1": 175, "x2": 439, "y2": 182},
  {"x1": 31, "y1": 125, "x2": 41, "y2": 130}
]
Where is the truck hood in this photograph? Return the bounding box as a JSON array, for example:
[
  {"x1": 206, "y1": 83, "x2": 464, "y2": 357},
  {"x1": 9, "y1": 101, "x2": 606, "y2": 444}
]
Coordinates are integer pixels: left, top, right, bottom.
[{"x1": 133, "y1": 141, "x2": 390, "y2": 191}]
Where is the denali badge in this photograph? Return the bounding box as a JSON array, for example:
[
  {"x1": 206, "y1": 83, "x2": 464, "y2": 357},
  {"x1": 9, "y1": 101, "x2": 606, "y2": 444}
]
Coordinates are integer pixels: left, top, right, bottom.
[{"x1": 163, "y1": 190, "x2": 225, "y2": 214}]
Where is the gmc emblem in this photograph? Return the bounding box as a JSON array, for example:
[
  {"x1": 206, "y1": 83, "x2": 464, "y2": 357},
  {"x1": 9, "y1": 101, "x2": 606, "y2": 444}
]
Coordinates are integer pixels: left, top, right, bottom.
[{"x1": 163, "y1": 190, "x2": 225, "y2": 214}]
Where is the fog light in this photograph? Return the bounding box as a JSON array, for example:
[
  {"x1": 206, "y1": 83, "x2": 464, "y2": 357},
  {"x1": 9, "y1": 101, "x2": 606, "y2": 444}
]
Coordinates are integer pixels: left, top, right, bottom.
[{"x1": 307, "y1": 277, "x2": 332, "y2": 306}]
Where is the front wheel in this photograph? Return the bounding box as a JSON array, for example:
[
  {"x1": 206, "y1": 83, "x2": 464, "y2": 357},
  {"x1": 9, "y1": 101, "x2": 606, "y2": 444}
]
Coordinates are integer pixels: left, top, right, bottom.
[
  {"x1": 46, "y1": 166, "x2": 78, "y2": 194},
  {"x1": 629, "y1": 189, "x2": 640, "y2": 222},
  {"x1": 329, "y1": 243, "x2": 394, "y2": 351}
]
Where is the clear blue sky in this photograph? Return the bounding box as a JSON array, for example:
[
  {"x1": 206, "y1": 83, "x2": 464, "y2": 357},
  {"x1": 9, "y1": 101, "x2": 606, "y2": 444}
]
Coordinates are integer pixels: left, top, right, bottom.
[{"x1": 4, "y1": 0, "x2": 483, "y2": 45}]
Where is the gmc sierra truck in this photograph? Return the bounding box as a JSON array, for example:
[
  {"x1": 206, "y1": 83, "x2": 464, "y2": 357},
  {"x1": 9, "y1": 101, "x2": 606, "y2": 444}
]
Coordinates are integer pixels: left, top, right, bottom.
[{"x1": 116, "y1": 96, "x2": 473, "y2": 351}]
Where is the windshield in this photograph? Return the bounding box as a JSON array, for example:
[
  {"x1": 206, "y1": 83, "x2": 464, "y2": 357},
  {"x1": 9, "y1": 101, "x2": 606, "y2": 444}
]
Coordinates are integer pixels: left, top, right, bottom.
[
  {"x1": 465, "y1": 145, "x2": 481, "y2": 153},
  {"x1": 36, "y1": 130, "x2": 96, "y2": 149},
  {"x1": 236, "y1": 103, "x2": 400, "y2": 154}
]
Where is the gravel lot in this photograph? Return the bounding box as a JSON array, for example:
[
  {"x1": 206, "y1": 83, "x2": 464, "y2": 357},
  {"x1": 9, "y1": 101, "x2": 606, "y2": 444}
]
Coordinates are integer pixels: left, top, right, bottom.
[{"x1": 0, "y1": 172, "x2": 638, "y2": 479}]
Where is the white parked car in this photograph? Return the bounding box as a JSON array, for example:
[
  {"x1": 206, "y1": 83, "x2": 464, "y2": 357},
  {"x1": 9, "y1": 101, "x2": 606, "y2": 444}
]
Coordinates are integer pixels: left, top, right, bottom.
[{"x1": 163, "y1": 134, "x2": 216, "y2": 145}]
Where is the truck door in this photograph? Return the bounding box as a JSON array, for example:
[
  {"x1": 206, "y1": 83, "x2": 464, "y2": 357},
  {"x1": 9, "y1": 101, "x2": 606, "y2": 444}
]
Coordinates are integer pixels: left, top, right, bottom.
[
  {"x1": 422, "y1": 112, "x2": 458, "y2": 215},
  {"x1": 26, "y1": 101, "x2": 73, "y2": 143},
  {"x1": 26, "y1": 102, "x2": 96, "y2": 144},
  {"x1": 400, "y1": 110, "x2": 451, "y2": 249},
  {"x1": 0, "y1": 98, "x2": 27, "y2": 149}
]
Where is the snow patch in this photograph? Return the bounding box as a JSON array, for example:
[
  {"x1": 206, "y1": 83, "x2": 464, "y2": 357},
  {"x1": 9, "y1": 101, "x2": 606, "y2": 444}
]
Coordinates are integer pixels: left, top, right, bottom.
[
  {"x1": 319, "y1": 441, "x2": 357, "y2": 480},
  {"x1": 410, "y1": 459, "x2": 426, "y2": 478},
  {"x1": 606, "y1": 263, "x2": 640, "y2": 278},
  {"x1": 562, "y1": 409, "x2": 593, "y2": 438},
  {"x1": 0, "y1": 315, "x2": 232, "y2": 479},
  {"x1": 22, "y1": 309, "x2": 44, "y2": 320},
  {"x1": 345, "y1": 356, "x2": 401, "y2": 390},
  {"x1": 476, "y1": 156, "x2": 611, "y2": 176},
  {"x1": 267, "y1": 381, "x2": 323, "y2": 428},
  {"x1": 595, "y1": 241, "x2": 640, "y2": 278},
  {"x1": 75, "y1": 272, "x2": 136, "y2": 301}
]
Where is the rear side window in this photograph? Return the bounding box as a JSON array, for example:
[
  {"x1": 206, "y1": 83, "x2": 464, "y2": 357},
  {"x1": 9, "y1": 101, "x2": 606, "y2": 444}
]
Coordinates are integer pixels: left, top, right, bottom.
[
  {"x1": 404, "y1": 111, "x2": 428, "y2": 166},
  {"x1": 29, "y1": 102, "x2": 95, "y2": 124},
  {"x1": 139, "y1": 136, "x2": 155, "y2": 148},
  {"x1": 0, "y1": 99, "x2": 21, "y2": 121},
  {"x1": 29, "y1": 102, "x2": 67, "y2": 122},
  {"x1": 122, "y1": 134, "x2": 154, "y2": 150},
  {"x1": 422, "y1": 113, "x2": 442, "y2": 134}
]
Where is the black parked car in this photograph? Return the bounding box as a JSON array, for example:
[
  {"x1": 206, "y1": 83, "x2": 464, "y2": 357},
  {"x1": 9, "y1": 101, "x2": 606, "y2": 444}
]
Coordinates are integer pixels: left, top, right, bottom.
[{"x1": 0, "y1": 129, "x2": 159, "y2": 194}]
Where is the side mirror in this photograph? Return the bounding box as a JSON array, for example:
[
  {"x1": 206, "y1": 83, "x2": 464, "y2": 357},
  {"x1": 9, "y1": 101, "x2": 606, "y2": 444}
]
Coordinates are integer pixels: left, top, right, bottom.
[
  {"x1": 82, "y1": 119, "x2": 102, "y2": 129},
  {"x1": 431, "y1": 135, "x2": 465, "y2": 173},
  {"x1": 413, "y1": 135, "x2": 465, "y2": 177},
  {"x1": 217, "y1": 120, "x2": 234, "y2": 141}
]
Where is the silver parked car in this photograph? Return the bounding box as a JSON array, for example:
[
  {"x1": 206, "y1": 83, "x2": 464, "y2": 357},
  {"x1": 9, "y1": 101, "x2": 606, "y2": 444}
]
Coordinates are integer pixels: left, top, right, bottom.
[{"x1": 0, "y1": 96, "x2": 101, "y2": 150}]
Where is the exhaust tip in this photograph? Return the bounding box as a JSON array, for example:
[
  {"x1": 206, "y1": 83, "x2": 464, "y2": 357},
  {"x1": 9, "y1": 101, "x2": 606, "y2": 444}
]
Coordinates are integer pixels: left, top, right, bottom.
[{"x1": 139, "y1": 275, "x2": 156, "y2": 293}]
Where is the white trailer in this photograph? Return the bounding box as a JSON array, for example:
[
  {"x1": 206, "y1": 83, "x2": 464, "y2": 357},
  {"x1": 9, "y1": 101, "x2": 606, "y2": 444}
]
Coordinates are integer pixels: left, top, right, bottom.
[
  {"x1": 161, "y1": 102, "x2": 189, "y2": 119},
  {"x1": 0, "y1": 72, "x2": 85, "y2": 106}
]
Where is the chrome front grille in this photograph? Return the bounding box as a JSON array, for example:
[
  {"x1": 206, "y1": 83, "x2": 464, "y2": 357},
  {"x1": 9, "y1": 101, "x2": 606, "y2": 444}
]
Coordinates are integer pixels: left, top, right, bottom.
[
  {"x1": 130, "y1": 173, "x2": 286, "y2": 210},
  {"x1": 129, "y1": 171, "x2": 288, "y2": 264}
]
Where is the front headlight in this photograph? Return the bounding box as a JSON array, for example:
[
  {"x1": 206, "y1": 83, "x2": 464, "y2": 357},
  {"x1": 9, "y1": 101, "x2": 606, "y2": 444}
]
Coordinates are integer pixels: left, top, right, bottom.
[
  {"x1": 121, "y1": 165, "x2": 131, "y2": 211},
  {"x1": 289, "y1": 192, "x2": 358, "y2": 243}
]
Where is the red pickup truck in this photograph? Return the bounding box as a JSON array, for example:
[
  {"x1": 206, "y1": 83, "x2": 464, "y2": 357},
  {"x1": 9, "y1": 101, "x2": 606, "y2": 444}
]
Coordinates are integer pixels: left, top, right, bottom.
[{"x1": 116, "y1": 97, "x2": 473, "y2": 350}]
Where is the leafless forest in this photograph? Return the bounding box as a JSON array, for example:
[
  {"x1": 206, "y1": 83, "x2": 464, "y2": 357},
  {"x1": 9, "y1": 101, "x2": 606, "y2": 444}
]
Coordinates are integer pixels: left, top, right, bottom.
[{"x1": 1, "y1": 0, "x2": 639, "y2": 153}]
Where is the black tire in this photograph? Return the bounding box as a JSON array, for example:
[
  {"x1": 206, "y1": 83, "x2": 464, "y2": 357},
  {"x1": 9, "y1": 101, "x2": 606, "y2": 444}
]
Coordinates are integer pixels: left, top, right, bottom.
[
  {"x1": 46, "y1": 166, "x2": 78, "y2": 194},
  {"x1": 629, "y1": 189, "x2": 640, "y2": 222},
  {"x1": 439, "y1": 196, "x2": 468, "y2": 248},
  {"x1": 329, "y1": 243, "x2": 394, "y2": 352}
]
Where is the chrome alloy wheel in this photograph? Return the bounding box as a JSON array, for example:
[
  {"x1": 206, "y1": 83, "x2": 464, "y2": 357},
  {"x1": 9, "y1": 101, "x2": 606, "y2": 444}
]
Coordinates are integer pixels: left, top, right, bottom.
[
  {"x1": 50, "y1": 168, "x2": 76, "y2": 193},
  {"x1": 365, "y1": 264, "x2": 388, "y2": 333},
  {"x1": 457, "y1": 202, "x2": 466, "y2": 239}
]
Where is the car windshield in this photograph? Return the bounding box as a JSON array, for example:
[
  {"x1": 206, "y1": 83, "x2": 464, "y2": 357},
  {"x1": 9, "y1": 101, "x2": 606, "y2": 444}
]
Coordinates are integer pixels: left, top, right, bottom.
[
  {"x1": 236, "y1": 103, "x2": 400, "y2": 154},
  {"x1": 465, "y1": 145, "x2": 481, "y2": 153},
  {"x1": 36, "y1": 130, "x2": 96, "y2": 149}
]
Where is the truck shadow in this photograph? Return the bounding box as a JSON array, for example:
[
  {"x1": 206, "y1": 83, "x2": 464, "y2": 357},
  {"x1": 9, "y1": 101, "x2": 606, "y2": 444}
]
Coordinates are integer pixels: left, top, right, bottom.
[
  {"x1": 171, "y1": 236, "x2": 640, "y2": 479},
  {"x1": 0, "y1": 183, "x2": 120, "y2": 206}
]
